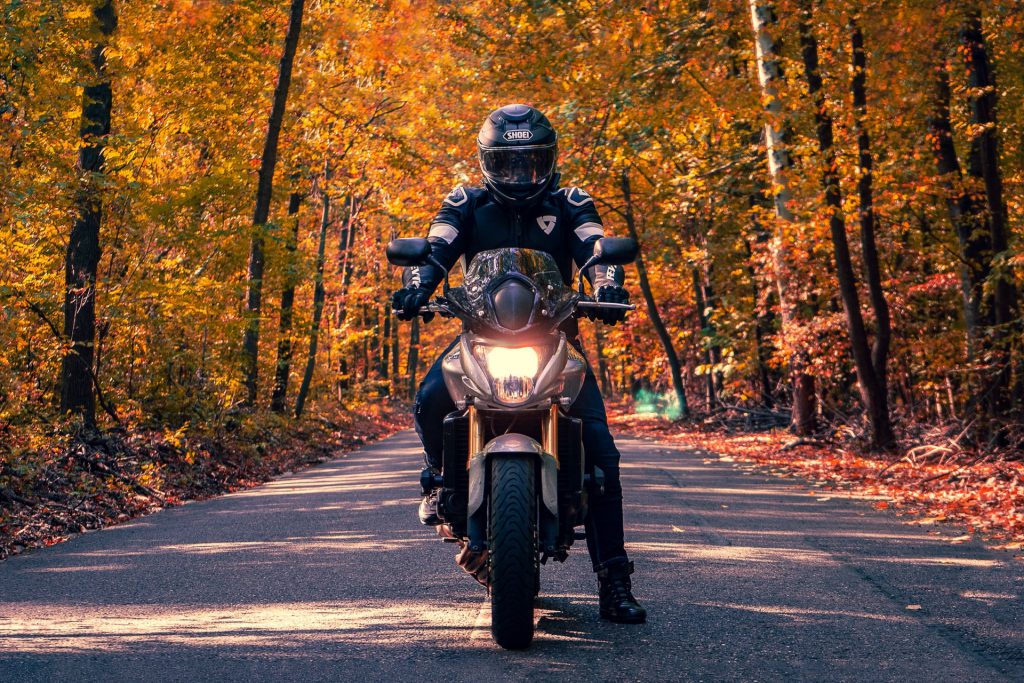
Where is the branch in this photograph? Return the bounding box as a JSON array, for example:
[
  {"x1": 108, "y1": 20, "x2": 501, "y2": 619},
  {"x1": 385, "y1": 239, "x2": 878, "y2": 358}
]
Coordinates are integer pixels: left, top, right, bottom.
[{"x1": 17, "y1": 293, "x2": 122, "y2": 426}]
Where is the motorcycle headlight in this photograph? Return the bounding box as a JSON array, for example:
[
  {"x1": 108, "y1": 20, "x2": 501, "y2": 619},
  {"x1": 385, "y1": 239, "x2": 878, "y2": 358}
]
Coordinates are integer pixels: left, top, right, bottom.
[{"x1": 472, "y1": 344, "x2": 541, "y2": 404}]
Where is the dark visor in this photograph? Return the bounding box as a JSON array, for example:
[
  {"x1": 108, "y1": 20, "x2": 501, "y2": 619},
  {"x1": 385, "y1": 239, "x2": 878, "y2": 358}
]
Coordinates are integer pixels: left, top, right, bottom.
[{"x1": 480, "y1": 145, "x2": 556, "y2": 186}]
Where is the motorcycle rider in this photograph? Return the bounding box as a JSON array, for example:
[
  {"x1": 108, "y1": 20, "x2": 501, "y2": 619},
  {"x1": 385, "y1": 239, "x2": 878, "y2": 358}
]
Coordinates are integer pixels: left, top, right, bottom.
[{"x1": 391, "y1": 104, "x2": 645, "y2": 624}]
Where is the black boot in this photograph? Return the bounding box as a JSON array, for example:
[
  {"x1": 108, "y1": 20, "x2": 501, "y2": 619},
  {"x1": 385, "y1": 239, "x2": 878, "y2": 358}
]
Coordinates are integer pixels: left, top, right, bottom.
[{"x1": 597, "y1": 560, "x2": 646, "y2": 624}]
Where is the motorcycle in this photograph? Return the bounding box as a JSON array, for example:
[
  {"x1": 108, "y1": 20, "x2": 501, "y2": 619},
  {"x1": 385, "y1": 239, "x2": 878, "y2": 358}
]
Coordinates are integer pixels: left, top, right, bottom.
[{"x1": 387, "y1": 236, "x2": 638, "y2": 650}]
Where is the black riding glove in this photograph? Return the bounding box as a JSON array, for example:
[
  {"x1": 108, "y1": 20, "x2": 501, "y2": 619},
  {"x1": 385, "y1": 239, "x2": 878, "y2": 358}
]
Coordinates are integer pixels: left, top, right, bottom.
[
  {"x1": 595, "y1": 285, "x2": 630, "y2": 325},
  {"x1": 391, "y1": 286, "x2": 434, "y2": 322}
]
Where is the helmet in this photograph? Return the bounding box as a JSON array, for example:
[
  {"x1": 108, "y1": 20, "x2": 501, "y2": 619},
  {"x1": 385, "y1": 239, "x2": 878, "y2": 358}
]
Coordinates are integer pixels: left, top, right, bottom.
[{"x1": 477, "y1": 104, "x2": 557, "y2": 209}]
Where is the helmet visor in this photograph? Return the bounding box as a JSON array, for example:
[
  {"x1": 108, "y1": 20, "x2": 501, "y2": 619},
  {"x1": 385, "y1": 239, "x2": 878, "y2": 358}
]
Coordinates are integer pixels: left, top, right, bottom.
[{"x1": 479, "y1": 145, "x2": 556, "y2": 187}]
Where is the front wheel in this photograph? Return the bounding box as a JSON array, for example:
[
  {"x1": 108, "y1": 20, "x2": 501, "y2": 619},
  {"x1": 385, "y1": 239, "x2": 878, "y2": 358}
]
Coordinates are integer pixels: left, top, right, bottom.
[{"x1": 488, "y1": 455, "x2": 537, "y2": 650}]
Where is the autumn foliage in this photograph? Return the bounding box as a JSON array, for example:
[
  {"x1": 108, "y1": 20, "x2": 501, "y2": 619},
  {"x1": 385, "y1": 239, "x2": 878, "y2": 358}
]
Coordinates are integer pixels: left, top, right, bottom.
[{"x1": 1, "y1": 1, "x2": 1022, "y2": 552}]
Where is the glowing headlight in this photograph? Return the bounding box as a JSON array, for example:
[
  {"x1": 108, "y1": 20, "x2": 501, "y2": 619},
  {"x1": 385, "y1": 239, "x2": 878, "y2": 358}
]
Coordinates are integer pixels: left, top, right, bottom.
[{"x1": 473, "y1": 345, "x2": 541, "y2": 404}]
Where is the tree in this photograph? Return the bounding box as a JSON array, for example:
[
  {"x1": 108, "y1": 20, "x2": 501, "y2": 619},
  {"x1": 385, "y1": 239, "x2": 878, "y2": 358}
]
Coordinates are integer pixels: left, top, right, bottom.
[
  {"x1": 242, "y1": 0, "x2": 305, "y2": 406},
  {"x1": 61, "y1": 0, "x2": 118, "y2": 426},
  {"x1": 849, "y1": 17, "x2": 894, "y2": 440},
  {"x1": 747, "y1": 0, "x2": 816, "y2": 434},
  {"x1": 270, "y1": 190, "x2": 305, "y2": 413},
  {"x1": 621, "y1": 170, "x2": 690, "y2": 419},
  {"x1": 797, "y1": 2, "x2": 894, "y2": 450},
  {"x1": 294, "y1": 162, "x2": 330, "y2": 419}
]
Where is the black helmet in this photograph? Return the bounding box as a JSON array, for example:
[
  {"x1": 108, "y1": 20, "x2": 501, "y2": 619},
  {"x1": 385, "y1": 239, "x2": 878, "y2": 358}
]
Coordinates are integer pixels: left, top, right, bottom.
[{"x1": 477, "y1": 104, "x2": 557, "y2": 208}]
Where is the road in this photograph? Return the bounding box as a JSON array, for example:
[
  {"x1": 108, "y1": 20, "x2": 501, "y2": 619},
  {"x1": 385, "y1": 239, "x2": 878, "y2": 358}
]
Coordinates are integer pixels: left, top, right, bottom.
[{"x1": 1, "y1": 430, "x2": 1022, "y2": 682}]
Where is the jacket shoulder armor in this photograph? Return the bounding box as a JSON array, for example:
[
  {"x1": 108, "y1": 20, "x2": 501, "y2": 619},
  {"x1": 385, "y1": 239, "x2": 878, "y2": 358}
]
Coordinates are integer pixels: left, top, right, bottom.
[
  {"x1": 555, "y1": 186, "x2": 595, "y2": 207},
  {"x1": 443, "y1": 185, "x2": 488, "y2": 208}
]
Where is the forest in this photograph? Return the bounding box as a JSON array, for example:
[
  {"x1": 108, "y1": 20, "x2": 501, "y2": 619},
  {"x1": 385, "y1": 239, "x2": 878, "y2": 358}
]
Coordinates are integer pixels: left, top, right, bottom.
[{"x1": 1, "y1": 0, "x2": 1022, "y2": 555}]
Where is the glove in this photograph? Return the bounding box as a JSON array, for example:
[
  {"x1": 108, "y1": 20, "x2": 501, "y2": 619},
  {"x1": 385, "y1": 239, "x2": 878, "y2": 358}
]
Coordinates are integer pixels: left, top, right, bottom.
[
  {"x1": 391, "y1": 286, "x2": 434, "y2": 322},
  {"x1": 595, "y1": 285, "x2": 630, "y2": 325}
]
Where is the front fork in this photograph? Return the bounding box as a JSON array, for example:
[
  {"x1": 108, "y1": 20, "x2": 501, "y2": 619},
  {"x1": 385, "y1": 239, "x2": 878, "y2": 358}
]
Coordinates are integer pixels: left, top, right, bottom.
[
  {"x1": 464, "y1": 403, "x2": 561, "y2": 558},
  {"x1": 466, "y1": 403, "x2": 487, "y2": 554}
]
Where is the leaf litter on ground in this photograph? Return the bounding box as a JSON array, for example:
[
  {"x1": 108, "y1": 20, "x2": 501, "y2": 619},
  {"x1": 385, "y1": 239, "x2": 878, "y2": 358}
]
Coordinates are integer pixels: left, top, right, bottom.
[{"x1": 608, "y1": 408, "x2": 1024, "y2": 550}]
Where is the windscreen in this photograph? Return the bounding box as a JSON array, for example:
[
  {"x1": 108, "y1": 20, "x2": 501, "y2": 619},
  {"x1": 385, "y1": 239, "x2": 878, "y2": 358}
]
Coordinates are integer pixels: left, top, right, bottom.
[{"x1": 446, "y1": 248, "x2": 576, "y2": 332}]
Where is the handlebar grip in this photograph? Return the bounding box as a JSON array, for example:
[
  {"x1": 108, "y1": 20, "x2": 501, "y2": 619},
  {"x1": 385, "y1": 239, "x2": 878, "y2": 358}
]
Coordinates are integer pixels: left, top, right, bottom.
[
  {"x1": 575, "y1": 301, "x2": 637, "y2": 310},
  {"x1": 393, "y1": 302, "x2": 447, "y2": 319}
]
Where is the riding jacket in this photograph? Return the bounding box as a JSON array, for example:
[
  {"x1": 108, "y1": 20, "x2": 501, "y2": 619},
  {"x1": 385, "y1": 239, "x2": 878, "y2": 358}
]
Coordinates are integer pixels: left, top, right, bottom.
[{"x1": 405, "y1": 183, "x2": 624, "y2": 294}]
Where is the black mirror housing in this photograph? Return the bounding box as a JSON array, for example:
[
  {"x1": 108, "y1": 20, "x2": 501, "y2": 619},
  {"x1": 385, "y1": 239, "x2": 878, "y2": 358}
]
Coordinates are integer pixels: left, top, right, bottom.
[
  {"x1": 386, "y1": 238, "x2": 432, "y2": 267},
  {"x1": 593, "y1": 237, "x2": 639, "y2": 265}
]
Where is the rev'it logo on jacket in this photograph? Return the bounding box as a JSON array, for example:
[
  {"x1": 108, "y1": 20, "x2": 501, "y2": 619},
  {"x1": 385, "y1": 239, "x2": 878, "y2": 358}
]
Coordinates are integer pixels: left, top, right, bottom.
[
  {"x1": 536, "y1": 215, "x2": 557, "y2": 234},
  {"x1": 503, "y1": 129, "x2": 533, "y2": 141}
]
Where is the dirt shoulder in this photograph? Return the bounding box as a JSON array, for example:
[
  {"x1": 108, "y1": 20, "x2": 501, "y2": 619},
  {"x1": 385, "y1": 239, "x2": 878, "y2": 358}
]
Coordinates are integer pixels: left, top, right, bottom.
[
  {"x1": 609, "y1": 409, "x2": 1024, "y2": 552},
  {"x1": 0, "y1": 403, "x2": 407, "y2": 560}
]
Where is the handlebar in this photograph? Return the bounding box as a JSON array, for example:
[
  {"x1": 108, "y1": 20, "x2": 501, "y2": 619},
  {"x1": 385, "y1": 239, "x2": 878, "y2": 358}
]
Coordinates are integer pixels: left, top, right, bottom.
[
  {"x1": 392, "y1": 302, "x2": 452, "y2": 318},
  {"x1": 574, "y1": 301, "x2": 636, "y2": 311},
  {"x1": 393, "y1": 299, "x2": 635, "y2": 320}
]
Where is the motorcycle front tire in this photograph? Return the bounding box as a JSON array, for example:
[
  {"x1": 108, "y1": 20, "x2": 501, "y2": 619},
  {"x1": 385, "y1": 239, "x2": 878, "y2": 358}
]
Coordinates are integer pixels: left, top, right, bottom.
[{"x1": 488, "y1": 455, "x2": 537, "y2": 650}]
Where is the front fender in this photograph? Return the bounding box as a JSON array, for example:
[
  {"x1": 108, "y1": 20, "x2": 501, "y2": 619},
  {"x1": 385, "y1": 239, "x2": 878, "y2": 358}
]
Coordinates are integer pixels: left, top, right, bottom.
[{"x1": 466, "y1": 433, "x2": 558, "y2": 518}]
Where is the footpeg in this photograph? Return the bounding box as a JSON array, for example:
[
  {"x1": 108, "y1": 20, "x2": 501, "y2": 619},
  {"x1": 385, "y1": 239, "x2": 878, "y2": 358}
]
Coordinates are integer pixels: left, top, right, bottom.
[{"x1": 455, "y1": 541, "x2": 489, "y2": 586}]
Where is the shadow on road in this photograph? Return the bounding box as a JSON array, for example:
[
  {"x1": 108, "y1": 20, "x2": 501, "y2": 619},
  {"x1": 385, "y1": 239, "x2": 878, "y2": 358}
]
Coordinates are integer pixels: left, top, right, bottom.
[{"x1": 1, "y1": 432, "x2": 1021, "y2": 681}]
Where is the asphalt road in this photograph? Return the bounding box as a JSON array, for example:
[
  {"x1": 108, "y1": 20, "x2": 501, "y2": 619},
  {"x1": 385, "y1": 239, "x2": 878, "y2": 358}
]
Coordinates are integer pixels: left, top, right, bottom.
[{"x1": 1, "y1": 430, "x2": 1022, "y2": 682}]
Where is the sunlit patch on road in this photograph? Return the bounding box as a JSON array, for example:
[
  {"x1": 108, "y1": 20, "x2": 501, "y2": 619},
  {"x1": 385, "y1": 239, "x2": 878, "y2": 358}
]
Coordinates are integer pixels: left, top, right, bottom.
[{"x1": 0, "y1": 600, "x2": 483, "y2": 654}]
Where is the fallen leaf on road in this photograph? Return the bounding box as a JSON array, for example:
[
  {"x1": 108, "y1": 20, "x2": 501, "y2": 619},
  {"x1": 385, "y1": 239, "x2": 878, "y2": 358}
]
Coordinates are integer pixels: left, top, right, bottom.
[
  {"x1": 817, "y1": 497, "x2": 832, "y2": 502},
  {"x1": 912, "y1": 515, "x2": 947, "y2": 525},
  {"x1": 874, "y1": 501, "x2": 889, "y2": 509},
  {"x1": 948, "y1": 534, "x2": 971, "y2": 544},
  {"x1": 906, "y1": 604, "x2": 922, "y2": 610},
  {"x1": 672, "y1": 526, "x2": 686, "y2": 533}
]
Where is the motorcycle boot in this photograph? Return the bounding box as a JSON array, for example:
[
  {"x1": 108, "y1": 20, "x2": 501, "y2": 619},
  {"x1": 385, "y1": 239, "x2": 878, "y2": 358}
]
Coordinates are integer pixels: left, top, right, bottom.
[
  {"x1": 597, "y1": 559, "x2": 646, "y2": 624},
  {"x1": 418, "y1": 465, "x2": 442, "y2": 526},
  {"x1": 418, "y1": 489, "x2": 441, "y2": 526}
]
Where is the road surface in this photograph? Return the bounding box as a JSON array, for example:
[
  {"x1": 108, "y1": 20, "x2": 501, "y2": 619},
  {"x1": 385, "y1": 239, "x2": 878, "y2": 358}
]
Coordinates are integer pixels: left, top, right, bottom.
[{"x1": 1, "y1": 431, "x2": 1021, "y2": 682}]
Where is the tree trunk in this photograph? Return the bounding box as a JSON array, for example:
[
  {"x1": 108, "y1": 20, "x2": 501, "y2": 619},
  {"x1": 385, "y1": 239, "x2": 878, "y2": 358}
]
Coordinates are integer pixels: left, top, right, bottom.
[
  {"x1": 798, "y1": 4, "x2": 894, "y2": 450},
  {"x1": 961, "y1": 10, "x2": 1017, "y2": 328},
  {"x1": 360, "y1": 305, "x2": 370, "y2": 382},
  {"x1": 748, "y1": 0, "x2": 816, "y2": 434},
  {"x1": 380, "y1": 309, "x2": 391, "y2": 383},
  {"x1": 294, "y1": 162, "x2": 329, "y2": 418},
  {"x1": 241, "y1": 0, "x2": 304, "y2": 406},
  {"x1": 960, "y1": 9, "x2": 1019, "y2": 415},
  {"x1": 334, "y1": 193, "x2": 364, "y2": 339},
  {"x1": 928, "y1": 52, "x2": 989, "y2": 349},
  {"x1": 743, "y1": 233, "x2": 777, "y2": 408},
  {"x1": 849, "y1": 19, "x2": 893, "y2": 402},
  {"x1": 593, "y1": 325, "x2": 611, "y2": 396},
  {"x1": 61, "y1": 0, "x2": 117, "y2": 426},
  {"x1": 407, "y1": 317, "x2": 420, "y2": 401},
  {"x1": 620, "y1": 170, "x2": 689, "y2": 419},
  {"x1": 391, "y1": 314, "x2": 400, "y2": 394},
  {"x1": 692, "y1": 268, "x2": 716, "y2": 410},
  {"x1": 270, "y1": 190, "x2": 304, "y2": 413}
]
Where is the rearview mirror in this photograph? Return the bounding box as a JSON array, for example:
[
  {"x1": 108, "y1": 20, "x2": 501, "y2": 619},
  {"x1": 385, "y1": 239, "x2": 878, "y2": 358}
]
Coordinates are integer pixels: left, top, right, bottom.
[
  {"x1": 593, "y1": 237, "x2": 638, "y2": 265},
  {"x1": 386, "y1": 238, "x2": 431, "y2": 267}
]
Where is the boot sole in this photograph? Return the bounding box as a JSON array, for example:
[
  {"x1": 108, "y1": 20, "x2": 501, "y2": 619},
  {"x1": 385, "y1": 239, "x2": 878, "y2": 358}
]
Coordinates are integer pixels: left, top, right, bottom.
[{"x1": 600, "y1": 609, "x2": 647, "y2": 624}]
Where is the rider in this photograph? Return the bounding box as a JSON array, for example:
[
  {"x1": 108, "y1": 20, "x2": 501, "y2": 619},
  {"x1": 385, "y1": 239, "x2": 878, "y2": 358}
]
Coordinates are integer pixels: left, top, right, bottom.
[{"x1": 391, "y1": 104, "x2": 645, "y2": 624}]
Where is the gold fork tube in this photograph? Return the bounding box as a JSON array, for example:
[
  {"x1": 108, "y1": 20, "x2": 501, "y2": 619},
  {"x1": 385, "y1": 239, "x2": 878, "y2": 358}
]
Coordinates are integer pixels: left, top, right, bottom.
[
  {"x1": 467, "y1": 403, "x2": 483, "y2": 464},
  {"x1": 542, "y1": 402, "x2": 559, "y2": 465}
]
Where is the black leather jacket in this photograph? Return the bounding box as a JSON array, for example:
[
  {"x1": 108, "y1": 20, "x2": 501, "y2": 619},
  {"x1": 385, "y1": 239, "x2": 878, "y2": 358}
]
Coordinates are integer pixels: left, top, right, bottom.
[{"x1": 405, "y1": 183, "x2": 624, "y2": 295}]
